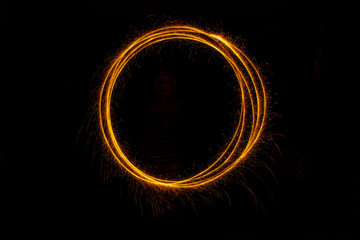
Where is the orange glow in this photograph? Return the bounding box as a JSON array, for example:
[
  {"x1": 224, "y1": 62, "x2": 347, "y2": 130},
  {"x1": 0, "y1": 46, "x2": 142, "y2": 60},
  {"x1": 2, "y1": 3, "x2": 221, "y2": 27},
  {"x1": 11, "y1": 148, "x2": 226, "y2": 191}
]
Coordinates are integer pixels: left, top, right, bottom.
[{"x1": 98, "y1": 25, "x2": 267, "y2": 189}]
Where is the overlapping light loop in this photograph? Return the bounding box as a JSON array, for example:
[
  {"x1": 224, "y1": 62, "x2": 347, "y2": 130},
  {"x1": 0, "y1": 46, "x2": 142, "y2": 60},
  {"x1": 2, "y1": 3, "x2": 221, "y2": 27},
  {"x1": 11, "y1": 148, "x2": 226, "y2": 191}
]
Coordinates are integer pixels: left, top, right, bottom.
[{"x1": 98, "y1": 25, "x2": 267, "y2": 188}]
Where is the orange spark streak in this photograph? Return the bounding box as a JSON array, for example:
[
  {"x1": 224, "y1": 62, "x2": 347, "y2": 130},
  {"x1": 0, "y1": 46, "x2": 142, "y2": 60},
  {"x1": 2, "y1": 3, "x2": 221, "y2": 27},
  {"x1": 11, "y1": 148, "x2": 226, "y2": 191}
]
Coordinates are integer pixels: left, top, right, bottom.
[{"x1": 98, "y1": 25, "x2": 267, "y2": 188}]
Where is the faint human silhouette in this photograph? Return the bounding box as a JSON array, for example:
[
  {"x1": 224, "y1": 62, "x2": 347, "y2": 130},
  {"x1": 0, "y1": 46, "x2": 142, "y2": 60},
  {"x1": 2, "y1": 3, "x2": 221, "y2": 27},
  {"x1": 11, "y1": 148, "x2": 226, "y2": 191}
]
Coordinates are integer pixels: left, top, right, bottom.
[{"x1": 139, "y1": 71, "x2": 183, "y2": 179}]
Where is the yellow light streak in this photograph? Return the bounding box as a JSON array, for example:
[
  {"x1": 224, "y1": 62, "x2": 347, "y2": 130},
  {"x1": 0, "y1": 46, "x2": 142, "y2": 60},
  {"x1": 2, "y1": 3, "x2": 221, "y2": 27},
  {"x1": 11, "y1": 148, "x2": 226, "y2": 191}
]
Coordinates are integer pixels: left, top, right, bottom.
[{"x1": 98, "y1": 25, "x2": 267, "y2": 189}]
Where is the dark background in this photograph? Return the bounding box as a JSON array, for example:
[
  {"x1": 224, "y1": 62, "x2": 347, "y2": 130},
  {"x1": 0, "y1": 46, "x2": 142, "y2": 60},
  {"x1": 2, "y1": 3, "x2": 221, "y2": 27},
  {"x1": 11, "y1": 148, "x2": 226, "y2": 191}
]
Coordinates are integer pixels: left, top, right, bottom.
[{"x1": 1, "y1": 1, "x2": 358, "y2": 239}]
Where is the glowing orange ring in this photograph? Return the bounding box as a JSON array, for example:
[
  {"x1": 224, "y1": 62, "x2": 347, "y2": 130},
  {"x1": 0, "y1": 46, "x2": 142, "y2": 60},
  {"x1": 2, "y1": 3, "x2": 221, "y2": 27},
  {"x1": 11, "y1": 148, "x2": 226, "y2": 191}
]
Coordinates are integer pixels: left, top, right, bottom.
[{"x1": 98, "y1": 25, "x2": 267, "y2": 188}]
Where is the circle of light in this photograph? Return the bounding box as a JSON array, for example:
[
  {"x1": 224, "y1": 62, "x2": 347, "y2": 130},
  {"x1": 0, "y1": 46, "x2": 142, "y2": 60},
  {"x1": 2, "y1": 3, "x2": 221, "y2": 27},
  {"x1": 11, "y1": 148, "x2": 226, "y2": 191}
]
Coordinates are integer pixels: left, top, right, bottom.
[{"x1": 98, "y1": 25, "x2": 267, "y2": 188}]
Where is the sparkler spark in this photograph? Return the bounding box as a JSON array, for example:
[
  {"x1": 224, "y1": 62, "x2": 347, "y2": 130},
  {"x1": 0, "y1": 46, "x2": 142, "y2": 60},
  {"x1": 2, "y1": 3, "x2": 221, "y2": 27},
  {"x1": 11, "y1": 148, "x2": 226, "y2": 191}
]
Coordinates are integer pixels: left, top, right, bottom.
[{"x1": 98, "y1": 25, "x2": 267, "y2": 189}]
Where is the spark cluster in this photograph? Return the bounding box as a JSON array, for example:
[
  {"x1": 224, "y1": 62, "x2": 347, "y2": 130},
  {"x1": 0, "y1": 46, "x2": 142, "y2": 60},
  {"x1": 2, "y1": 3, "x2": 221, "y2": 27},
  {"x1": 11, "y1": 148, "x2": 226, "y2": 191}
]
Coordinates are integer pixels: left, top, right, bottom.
[{"x1": 98, "y1": 25, "x2": 267, "y2": 189}]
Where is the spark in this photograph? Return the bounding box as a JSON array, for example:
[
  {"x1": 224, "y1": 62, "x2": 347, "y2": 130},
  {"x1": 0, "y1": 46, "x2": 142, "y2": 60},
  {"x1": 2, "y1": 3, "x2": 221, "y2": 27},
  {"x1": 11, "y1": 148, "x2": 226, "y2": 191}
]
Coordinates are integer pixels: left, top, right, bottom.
[{"x1": 98, "y1": 25, "x2": 267, "y2": 189}]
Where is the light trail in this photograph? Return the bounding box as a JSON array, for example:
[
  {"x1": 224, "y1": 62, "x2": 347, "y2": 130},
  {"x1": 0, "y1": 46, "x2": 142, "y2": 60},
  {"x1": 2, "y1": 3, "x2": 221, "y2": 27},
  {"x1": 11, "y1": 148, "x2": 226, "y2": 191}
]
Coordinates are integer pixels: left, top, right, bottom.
[{"x1": 98, "y1": 25, "x2": 267, "y2": 189}]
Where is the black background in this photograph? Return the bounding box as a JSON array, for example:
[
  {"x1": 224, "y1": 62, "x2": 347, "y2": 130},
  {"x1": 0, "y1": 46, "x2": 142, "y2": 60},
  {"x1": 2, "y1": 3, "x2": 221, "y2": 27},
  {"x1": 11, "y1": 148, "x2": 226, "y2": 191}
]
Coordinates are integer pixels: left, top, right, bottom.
[{"x1": 1, "y1": 1, "x2": 358, "y2": 239}]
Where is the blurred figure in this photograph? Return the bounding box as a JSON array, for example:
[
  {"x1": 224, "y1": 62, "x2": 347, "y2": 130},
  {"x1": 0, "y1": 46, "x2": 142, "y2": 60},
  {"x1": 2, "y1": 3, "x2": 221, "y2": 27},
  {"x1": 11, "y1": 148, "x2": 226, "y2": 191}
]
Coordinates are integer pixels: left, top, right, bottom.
[{"x1": 139, "y1": 71, "x2": 183, "y2": 179}]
